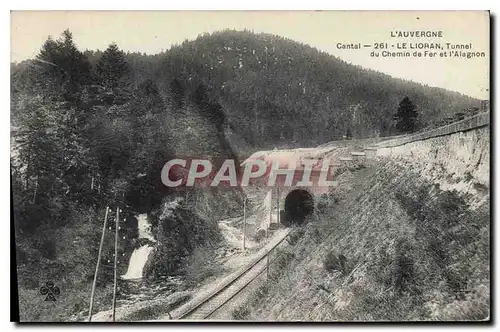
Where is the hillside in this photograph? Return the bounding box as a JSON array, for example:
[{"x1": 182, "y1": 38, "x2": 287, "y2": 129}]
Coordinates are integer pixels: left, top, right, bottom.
[
  {"x1": 148, "y1": 30, "x2": 480, "y2": 148},
  {"x1": 10, "y1": 31, "x2": 243, "y2": 321},
  {"x1": 230, "y1": 162, "x2": 489, "y2": 321},
  {"x1": 10, "y1": 28, "x2": 485, "y2": 322},
  {"x1": 226, "y1": 120, "x2": 490, "y2": 321},
  {"x1": 12, "y1": 30, "x2": 481, "y2": 151}
]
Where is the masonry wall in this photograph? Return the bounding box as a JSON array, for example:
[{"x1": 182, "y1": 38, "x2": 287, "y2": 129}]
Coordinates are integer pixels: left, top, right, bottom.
[
  {"x1": 373, "y1": 112, "x2": 490, "y2": 148},
  {"x1": 369, "y1": 112, "x2": 490, "y2": 204}
]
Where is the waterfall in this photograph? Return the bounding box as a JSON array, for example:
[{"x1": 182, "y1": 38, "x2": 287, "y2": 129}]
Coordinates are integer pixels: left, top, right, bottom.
[
  {"x1": 121, "y1": 213, "x2": 156, "y2": 280},
  {"x1": 121, "y1": 245, "x2": 154, "y2": 280},
  {"x1": 137, "y1": 214, "x2": 156, "y2": 242}
]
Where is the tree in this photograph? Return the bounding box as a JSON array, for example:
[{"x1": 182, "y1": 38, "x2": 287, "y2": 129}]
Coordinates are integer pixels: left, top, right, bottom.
[
  {"x1": 95, "y1": 43, "x2": 130, "y2": 90},
  {"x1": 394, "y1": 97, "x2": 418, "y2": 133},
  {"x1": 136, "y1": 79, "x2": 165, "y2": 115},
  {"x1": 344, "y1": 127, "x2": 353, "y2": 140},
  {"x1": 34, "y1": 30, "x2": 92, "y2": 103},
  {"x1": 192, "y1": 83, "x2": 226, "y2": 128},
  {"x1": 169, "y1": 79, "x2": 185, "y2": 109},
  {"x1": 13, "y1": 30, "x2": 95, "y2": 227},
  {"x1": 13, "y1": 94, "x2": 92, "y2": 232}
]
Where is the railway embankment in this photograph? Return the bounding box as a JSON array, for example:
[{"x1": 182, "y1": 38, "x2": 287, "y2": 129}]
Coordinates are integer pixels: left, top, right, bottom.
[
  {"x1": 370, "y1": 111, "x2": 489, "y2": 204},
  {"x1": 232, "y1": 114, "x2": 490, "y2": 321}
]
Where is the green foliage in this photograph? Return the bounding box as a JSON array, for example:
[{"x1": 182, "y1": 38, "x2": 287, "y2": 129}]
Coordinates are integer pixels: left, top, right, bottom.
[
  {"x1": 234, "y1": 164, "x2": 489, "y2": 321},
  {"x1": 32, "y1": 30, "x2": 92, "y2": 103},
  {"x1": 169, "y1": 79, "x2": 185, "y2": 110},
  {"x1": 148, "y1": 199, "x2": 222, "y2": 278},
  {"x1": 152, "y1": 30, "x2": 479, "y2": 145},
  {"x1": 394, "y1": 97, "x2": 419, "y2": 133},
  {"x1": 10, "y1": 28, "x2": 484, "y2": 321},
  {"x1": 286, "y1": 228, "x2": 304, "y2": 245},
  {"x1": 95, "y1": 43, "x2": 131, "y2": 90},
  {"x1": 323, "y1": 252, "x2": 349, "y2": 274},
  {"x1": 231, "y1": 306, "x2": 250, "y2": 320},
  {"x1": 11, "y1": 34, "x2": 185, "y2": 321}
]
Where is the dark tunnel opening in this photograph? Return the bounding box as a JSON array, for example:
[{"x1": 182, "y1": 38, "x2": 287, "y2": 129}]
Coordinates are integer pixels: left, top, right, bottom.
[{"x1": 283, "y1": 189, "x2": 314, "y2": 226}]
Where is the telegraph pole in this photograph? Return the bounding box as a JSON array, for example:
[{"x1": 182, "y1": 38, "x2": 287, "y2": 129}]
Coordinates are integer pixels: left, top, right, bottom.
[
  {"x1": 88, "y1": 206, "x2": 109, "y2": 322},
  {"x1": 268, "y1": 189, "x2": 272, "y2": 238},
  {"x1": 276, "y1": 187, "x2": 280, "y2": 226},
  {"x1": 243, "y1": 197, "x2": 247, "y2": 250},
  {"x1": 267, "y1": 250, "x2": 271, "y2": 280},
  {"x1": 112, "y1": 207, "x2": 120, "y2": 322}
]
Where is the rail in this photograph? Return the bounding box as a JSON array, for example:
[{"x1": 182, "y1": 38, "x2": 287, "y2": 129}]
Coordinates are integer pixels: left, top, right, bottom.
[{"x1": 174, "y1": 228, "x2": 292, "y2": 320}]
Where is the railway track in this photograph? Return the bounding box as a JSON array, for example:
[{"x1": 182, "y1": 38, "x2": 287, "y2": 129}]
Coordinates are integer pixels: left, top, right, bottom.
[{"x1": 173, "y1": 228, "x2": 292, "y2": 320}]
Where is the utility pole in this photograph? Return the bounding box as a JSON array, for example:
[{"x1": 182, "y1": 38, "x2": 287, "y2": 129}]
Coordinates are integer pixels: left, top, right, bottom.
[
  {"x1": 112, "y1": 207, "x2": 120, "y2": 322},
  {"x1": 276, "y1": 187, "x2": 280, "y2": 226},
  {"x1": 243, "y1": 197, "x2": 247, "y2": 250},
  {"x1": 88, "y1": 206, "x2": 109, "y2": 322},
  {"x1": 267, "y1": 250, "x2": 271, "y2": 280},
  {"x1": 268, "y1": 189, "x2": 272, "y2": 238}
]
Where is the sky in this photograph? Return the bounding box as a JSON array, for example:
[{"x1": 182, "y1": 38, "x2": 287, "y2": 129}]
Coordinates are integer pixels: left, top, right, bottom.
[{"x1": 10, "y1": 10, "x2": 490, "y2": 99}]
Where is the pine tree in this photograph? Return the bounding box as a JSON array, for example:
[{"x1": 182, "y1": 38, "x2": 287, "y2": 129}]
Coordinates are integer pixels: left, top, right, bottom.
[
  {"x1": 169, "y1": 79, "x2": 185, "y2": 109},
  {"x1": 14, "y1": 93, "x2": 93, "y2": 231},
  {"x1": 394, "y1": 97, "x2": 418, "y2": 133},
  {"x1": 137, "y1": 79, "x2": 164, "y2": 115},
  {"x1": 95, "y1": 43, "x2": 130, "y2": 90},
  {"x1": 12, "y1": 29, "x2": 99, "y2": 235},
  {"x1": 16, "y1": 30, "x2": 94, "y2": 202},
  {"x1": 34, "y1": 30, "x2": 92, "y2": 102},
  {"x1": 345, "y1": 127, "x2": 353, "y2": 140}
]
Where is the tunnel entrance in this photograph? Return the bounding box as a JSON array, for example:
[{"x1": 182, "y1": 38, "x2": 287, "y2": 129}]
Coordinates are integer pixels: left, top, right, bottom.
[{"x1": 283, "y1": 189, "x2": 314, "y2": 226}]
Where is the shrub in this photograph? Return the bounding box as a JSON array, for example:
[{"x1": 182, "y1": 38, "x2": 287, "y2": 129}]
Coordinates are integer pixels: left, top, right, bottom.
[
  {"x1": 286, "y1": 229, "x2": 304, "y2": 245},
  {"x1": 182, "y1": 244, "x2": 223, "y2": 287},
  {"x1": 473, "y1": 182, "x2": 488, "y2": 193},
  {"x1": 232, "y1": 306, "x2": 250, "y2": 320},
  {"x1": 323, "y1": 251, "x2": 348, "y2": 274},
  {"x1": 270, "y1": 248, "x2": 296, "y2": 277},
  {"x1": 147, "y1": 198, "x2": 222, "y2": 277},
  {"x1": 391, "y1": 239, "x2": 417, "y2": 294},
  {"x1": 253, "y1": 229, "x2": 267, "y2": 242}
]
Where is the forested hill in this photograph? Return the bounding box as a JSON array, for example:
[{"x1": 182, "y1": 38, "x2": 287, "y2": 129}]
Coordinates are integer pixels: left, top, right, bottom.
[
  {"x1": 10, "y1": 29, "x2": 483, "y2": 321},
  {"x1": 13, "y1": 30, "x2": 481, "y2": 150},
  {"x1": 139, "y1": 30, "x2": 480, "y2": 148},
  {"x1": 11, "y1": 31, "x2": 242, "y2": 319}
]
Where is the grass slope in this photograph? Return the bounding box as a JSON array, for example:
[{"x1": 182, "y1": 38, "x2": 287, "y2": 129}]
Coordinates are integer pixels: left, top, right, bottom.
[{"x1": 234, "y1": 161, "x2": 489, "y2": 321}]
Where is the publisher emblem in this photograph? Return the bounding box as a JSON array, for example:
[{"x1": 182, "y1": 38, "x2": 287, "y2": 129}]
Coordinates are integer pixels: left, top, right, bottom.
[{"x1": 39, "y1": 281, "x2": 60, "y2": 301}]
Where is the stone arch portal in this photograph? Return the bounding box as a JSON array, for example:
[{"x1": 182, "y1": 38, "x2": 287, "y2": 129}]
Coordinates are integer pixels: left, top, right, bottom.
[{"x1": 283, "y1": 189, "x2": 314, "y2": 226}]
